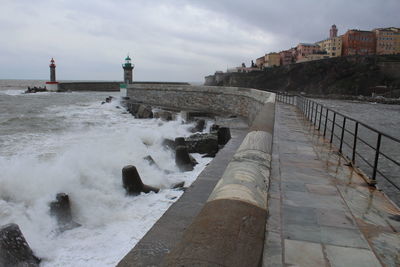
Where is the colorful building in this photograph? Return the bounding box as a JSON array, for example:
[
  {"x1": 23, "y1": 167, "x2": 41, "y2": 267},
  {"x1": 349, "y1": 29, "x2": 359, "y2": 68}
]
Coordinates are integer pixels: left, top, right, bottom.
[
  {"x1": 373, "y1": 27, "x2": 400, "y2": 55},
  {"x1": 297, "y1": 52, "x2": 330, "y2": 63},
  {"x1": 317, "y1": 25, "x2": 342, "y2": 57},
  {"x1": 295, "y1": 43, "x2": 321, "y2": 61},
  {"x1": 342, "y1": 30, "x2": 376, "y2": 56},
  {"x1": 280, "y1": 49, "x2": 295, "y2": 65},
  {"x1": 265, "y1": 52, "x2": 281, "y2": 67},
  {"x1": 256, "y1": 56, "x2": 265, "y2": 69},
  {"x1": 330, "y1": 24, "x2": 338, "y2": 38}
]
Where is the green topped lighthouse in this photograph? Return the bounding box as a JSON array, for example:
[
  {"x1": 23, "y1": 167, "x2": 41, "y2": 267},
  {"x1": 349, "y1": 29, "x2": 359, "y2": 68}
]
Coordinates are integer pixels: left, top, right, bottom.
[{"x1": 122, "y1": 55, "x2": 134, "y2": 84}]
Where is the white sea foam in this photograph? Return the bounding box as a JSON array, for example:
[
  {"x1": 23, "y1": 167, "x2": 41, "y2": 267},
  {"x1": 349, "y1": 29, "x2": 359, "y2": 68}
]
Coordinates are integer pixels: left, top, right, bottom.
[
  {"x1": 1, "y1": 89, "x2": 25, "y2": 96},
  {"x1": 0, "y1": 97, "x2": 212, "y2": 266}
]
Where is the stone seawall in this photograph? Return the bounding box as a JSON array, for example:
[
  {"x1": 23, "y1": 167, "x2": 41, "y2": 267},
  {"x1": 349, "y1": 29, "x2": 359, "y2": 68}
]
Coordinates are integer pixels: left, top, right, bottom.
[
  {"x1": 58, "y1": 82, "x2": 120, "y2": 92},
  {"x1": 119, "y1": 84, "x2": 275, "y2": 266},
  {"x1": 125, "y1": 84, "x2": 273, "y2": 125}
]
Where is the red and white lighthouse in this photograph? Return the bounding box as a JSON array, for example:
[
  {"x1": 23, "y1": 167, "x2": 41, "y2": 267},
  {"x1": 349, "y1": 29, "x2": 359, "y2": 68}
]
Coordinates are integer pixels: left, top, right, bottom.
[{"x1": 46, "y1": 58, "x2": 59, "y2": 91}]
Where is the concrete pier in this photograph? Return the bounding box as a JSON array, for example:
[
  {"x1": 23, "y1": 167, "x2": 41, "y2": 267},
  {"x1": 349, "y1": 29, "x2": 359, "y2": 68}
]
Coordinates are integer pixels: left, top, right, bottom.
[
  {"x1": 263, "y1": 103, "x2": 400, "y2": 267},
  {"x1": 118, "y1": 85, "x2": 399, "y2": 266}
]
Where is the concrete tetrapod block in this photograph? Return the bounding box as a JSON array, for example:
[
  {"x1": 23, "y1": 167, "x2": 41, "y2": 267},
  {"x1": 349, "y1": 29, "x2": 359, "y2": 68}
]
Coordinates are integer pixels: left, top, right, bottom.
[
  {"x1": 122, "y1": 165, "x2": 160, "y2": 195},
  {"x1": 0, "y1": 223, "x2": 40, "y2": 267}
]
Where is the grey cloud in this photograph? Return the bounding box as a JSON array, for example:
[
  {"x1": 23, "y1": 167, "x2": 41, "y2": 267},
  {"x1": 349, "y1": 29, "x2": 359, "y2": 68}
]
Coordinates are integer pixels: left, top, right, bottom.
[{"x1": 0, "y1": 0, "x2": 398, "y2": 81}]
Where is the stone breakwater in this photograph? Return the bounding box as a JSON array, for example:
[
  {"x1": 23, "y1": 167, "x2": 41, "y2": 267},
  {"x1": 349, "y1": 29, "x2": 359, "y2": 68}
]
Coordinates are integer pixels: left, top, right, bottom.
[
  {"x1": 124, "y1": 84, "x2": 273, "y2": 124},
  {"x1": 120, "y1": 84, "x2": 275, "y2": 266}
]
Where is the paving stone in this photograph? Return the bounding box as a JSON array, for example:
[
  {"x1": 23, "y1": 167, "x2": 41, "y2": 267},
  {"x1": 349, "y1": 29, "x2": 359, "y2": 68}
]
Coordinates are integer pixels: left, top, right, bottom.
[
  {"x1": 281, "y1": 181, "x2": 307, "y2": 192},
  {"x1": 284, "y1": 239, "x2": 326, "y2": 267},
  {"x1": 281, "y1": 172, "x2": 332, "y2": 185},
  {"x1": 262, "y1": 231, "x2": 283, "y2": 267},
  {"x1": 283, "y1": 205, "x2": 318, "y2": 226},
  {"x1": 325, "y1": 245, "x2": 382, "y2": 267},
  {"x1": 284, "y1": 224, "x2": 321, "y2": 243},
  {"x1": 320, "y1": 226, "x2": 369, "y2": 249},
  {"x1": 306, "y1": 184, "x2": 338, "y2": 195},
  {"x1": 370, "y1": 232, "x2": 400, "y2": 267},
  {"x1": 283, "y1": 191, "x2": 345, "y2": 210},
  {"x1": 266, "y1": 197, "x2": 281, "y2": 233},
  {"x1": 316, "y1": 209, "x2": 356, "y2": 229}
]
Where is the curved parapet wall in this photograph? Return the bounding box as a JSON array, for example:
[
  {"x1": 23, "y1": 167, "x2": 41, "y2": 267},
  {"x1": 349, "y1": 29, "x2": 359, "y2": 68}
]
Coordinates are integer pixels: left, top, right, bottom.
[
  {"x1": 125, "y1": 84, "x2": 275, "y2": 266},
  {"x1": 125, "y1": 84, "x2": 274, "y2": 124}
]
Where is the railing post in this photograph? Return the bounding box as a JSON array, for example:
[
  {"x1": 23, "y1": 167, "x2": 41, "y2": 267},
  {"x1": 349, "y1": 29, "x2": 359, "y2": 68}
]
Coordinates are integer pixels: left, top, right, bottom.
[
  {"x1": 306, "y1": 99, "x2": 309, "y2": 117},
  {"x1": 323, "y1": 109, "x2": 328, "y2": 137},
  {"x1": 330, "y1": 112, "x2": 336, "y2": 143},
  {"x1": 310, "y1": 102, "x2": 314, "y2": 122},
  {"x1": 372, "y1": 133, "x2": 382, "y2": 183},
  {"x1": 314, "y1": 103, "x2": 318, "y2": 125},
  {"x1": 339, "y1": 117, "x2": 346, "y2": 153},
  {"x1": 318, "y1": 105, "x2": 323, "y2": 131},
  {"x1": 352, "y1": 122, "x2": 358, "y2": 164}
]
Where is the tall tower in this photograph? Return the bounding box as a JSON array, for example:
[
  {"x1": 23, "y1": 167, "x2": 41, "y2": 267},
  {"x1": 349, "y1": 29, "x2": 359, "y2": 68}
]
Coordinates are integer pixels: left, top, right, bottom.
[
  {"x1": 122, "y1": 55, "x2": 134, "y2": 84},
  {"x1": 330, "y1": 25, "x2": 338, "y2": 38},
  {"x1": 46, "y1": 58, "x2": 59, "y2": 91}
]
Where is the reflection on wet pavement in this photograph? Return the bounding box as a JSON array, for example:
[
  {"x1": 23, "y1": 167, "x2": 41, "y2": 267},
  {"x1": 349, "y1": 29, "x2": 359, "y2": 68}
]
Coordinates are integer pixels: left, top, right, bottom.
[{"x1": 263, "y1": 103, "x2": 400, "y2": 267}]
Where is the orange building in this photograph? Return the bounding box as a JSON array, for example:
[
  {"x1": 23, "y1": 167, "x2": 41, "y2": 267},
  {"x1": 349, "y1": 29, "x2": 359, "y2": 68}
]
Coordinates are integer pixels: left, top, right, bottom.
[
  {"x1": 374, "y1": 27, "x2": 400, "y2": 55},
  {"x1": 342, "y1": 30, "x2": 376, "y2": 56}
]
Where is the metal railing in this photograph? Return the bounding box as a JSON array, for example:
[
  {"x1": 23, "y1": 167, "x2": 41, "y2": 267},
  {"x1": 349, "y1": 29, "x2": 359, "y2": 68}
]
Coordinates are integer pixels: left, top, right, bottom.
[{"x1": 276, "y1": 93, "x2": 400, "y2": 193}]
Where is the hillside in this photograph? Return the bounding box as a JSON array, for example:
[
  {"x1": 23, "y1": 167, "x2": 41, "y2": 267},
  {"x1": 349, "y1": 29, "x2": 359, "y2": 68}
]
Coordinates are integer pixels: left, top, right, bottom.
[{"x1": 205, "y1": 55, "x2": 400, "y2": 96}]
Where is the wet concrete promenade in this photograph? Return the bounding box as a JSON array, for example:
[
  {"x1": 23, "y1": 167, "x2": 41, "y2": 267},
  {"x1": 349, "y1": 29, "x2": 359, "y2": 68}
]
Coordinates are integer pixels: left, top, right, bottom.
[{"x1": 263, "y1": 103, "x2": 400, "y2": 266}]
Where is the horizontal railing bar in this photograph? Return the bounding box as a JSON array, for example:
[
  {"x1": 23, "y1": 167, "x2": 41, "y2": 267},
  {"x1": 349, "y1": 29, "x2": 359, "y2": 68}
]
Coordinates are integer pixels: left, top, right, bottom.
[
  {"x1": 356, "y1": 136, "x2": 377, "y2": 150},
  {"x1": 378, "y1": 151, "x2": 400, "y2": 166},
  {"x1": 376, "y1": 169, "x2": 400, "y2": 191},
  {"x1": 354, "y1": 152, "x2": 375, "y2": 168}
]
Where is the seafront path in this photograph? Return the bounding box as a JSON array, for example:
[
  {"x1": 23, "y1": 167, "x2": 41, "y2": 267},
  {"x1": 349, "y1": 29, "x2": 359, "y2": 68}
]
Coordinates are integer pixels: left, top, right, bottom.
[
  {"x1": 118, "y1": 86, "x2": 400, "y2": 266},
  {"x1": 264, "y1": 102, "x2": 400, "y2": 267}
]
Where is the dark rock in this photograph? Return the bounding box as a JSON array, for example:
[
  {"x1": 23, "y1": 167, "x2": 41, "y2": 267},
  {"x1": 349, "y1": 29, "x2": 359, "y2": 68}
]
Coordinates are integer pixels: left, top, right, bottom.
[
  {"x1": 50, "y1": 193, "x2": 80, "y2": 231},
  {"x1": 0, "y1": 223, "x2": 40, "y2": 267},
  {"x1": 171, "y1": 181, "x2": 185, "y2": 189},
  {"x1": 175, "y1": 146, "x2": 196, "y2": 172},
  {"x1": 101, "y1": 101, "x2": 106, "y2": 105},
  {"x1": 122, "y1": 165, "x2": 160, "y2": 195},
  {"x1": 154, "y1": 111, "x2": 173, "y2": 121},
  {"x1": 185, "y1": 133, "x2": 218, "y2": 155},
  {"x1": 191, "y1": 119, "x2": 205, "y2": 133},
  {"x1": 210, "y1": 124, "x2": 220, "y2": 133},
  {"x1": 136, "y1": 105, "x2": 153, "y2": 119},
  {"x1": 162, "y1": 139, "x2": 175, "y2": 150},
  {"x1": 143, "y1": 155, "x2": 157, "y2": 166},
  {"x1": 217, "y1": 127, "x2": 231, "y2": 145},
  {"x1": 174, "y1": 137, "x2": 186, "y2": 147},
  {"x1": 128, "y1": 103, "x2": 141, "y2": 116},
  {"x1": 115, "y1": 106, "x2": 121, "y2": 109}
]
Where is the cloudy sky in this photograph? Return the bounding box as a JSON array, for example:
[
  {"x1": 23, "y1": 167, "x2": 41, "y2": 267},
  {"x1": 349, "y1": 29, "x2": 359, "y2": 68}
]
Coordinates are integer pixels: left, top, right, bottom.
[{"x1": 0, "y1": 0, "x2": 399, "y2": 82}]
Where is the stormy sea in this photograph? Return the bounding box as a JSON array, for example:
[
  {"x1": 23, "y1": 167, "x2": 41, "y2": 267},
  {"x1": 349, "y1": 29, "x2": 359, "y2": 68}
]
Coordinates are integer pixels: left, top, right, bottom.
[{"x1": 0, "y1": 79, "x2": 212, "y2": 266}]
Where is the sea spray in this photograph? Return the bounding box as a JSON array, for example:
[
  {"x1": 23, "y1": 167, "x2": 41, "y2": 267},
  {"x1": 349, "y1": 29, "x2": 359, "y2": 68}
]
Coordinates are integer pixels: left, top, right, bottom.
[{"x1": 0, "y1": 92, "x2": 212, "y2": 266}]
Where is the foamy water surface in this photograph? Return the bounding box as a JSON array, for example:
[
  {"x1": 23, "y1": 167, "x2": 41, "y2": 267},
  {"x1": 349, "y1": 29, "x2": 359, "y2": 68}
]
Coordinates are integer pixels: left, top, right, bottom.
[{"x1": 0, "y1": 86, "x2": 212, "y2": 266}]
